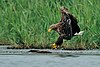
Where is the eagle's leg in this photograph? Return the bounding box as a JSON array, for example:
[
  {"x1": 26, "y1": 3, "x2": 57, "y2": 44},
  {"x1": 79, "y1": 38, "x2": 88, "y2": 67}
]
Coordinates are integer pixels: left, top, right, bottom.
[{"x1": 51, "y1": 35, "x2": 63, "y2": 49}]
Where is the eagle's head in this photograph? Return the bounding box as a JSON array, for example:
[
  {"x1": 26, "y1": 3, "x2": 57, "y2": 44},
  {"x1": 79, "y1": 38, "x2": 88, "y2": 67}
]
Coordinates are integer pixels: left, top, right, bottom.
[{"x1": 60, "y1": 6, "x2": 69, "y2": 14}]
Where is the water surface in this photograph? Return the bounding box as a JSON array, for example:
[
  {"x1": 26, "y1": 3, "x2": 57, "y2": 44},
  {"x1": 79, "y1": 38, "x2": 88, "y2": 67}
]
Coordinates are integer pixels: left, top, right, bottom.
[{"x1": 0, "y1": 55, "x2": 100, "y2": 67}]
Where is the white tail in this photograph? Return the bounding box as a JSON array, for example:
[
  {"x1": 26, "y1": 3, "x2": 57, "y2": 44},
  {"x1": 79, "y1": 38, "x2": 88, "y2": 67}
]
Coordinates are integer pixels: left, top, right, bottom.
[{"x1": 74, "y1": 31, "x2": 84, "y2": 36}]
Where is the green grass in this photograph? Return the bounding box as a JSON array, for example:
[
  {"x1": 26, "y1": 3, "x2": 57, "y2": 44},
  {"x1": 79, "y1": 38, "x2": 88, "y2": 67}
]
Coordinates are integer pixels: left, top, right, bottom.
[{"x1": 0, "y1": 0, "x2": 100, "y2": 49}]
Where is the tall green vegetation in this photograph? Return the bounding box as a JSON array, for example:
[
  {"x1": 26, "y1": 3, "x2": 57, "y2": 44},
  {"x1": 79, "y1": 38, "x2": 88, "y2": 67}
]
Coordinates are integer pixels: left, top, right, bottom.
[{"x1": 0, "y1": 0, "x2": 100, "y2": 49}]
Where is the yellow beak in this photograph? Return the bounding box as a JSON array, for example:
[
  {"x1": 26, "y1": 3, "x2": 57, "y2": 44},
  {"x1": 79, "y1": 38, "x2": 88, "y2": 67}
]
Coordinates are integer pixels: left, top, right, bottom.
[{"x1": 48, "y1": 29, "x2": 52, "y2": 32}]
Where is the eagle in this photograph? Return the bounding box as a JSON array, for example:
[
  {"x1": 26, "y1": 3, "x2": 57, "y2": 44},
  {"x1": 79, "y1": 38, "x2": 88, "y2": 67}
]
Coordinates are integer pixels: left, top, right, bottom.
[{"x1": 48, "y1": 6, "x2": 84, "y2": 49}]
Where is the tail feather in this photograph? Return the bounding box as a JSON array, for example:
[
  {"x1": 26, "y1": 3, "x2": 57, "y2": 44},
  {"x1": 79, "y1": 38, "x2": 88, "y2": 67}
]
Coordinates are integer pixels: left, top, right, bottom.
[{"x1": 74, "y1": 31, "x2": 84, "y2": 36}]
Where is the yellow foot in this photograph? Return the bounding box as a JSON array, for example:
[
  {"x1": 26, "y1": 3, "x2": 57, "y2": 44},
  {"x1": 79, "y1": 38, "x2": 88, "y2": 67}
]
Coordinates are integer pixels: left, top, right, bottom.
[
  {"x1": 51, "y1": 43, "x2": 57, "y2": 49},
  {"x1": 48, "y1": 29, "x2": 52, "y2": 32}
]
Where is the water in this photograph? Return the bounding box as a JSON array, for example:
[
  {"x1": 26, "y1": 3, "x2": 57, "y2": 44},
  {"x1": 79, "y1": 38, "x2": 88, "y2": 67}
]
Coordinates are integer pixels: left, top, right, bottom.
[
  {"x1": 0, "y1": 46, "x2": 100, "y2": 67},
  {"x1": 0, "y1": 54, "x2": 100, "y2": 67}
]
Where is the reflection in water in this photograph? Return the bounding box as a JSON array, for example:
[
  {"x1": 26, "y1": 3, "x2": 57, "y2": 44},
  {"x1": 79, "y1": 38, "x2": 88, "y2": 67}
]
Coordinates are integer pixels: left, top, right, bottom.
[
  {"x1": 0, "y1": 55, "x2": 100, "y2": 67},
  {"x1": 57, "y1": 54, "x2": 79, "y2": 57}
]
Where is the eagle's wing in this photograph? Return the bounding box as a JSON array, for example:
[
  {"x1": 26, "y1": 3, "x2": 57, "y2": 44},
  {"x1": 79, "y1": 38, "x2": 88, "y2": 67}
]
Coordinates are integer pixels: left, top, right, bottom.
[
  {"x1": 69, "y1": 14, "x2": 80, "y2": 35},
  {"x1": 60, "y1": 13, "x2": 73, "y2": 38},
  {"x1": 60, "y1": 12, "x2": 80, "y2": 36}
]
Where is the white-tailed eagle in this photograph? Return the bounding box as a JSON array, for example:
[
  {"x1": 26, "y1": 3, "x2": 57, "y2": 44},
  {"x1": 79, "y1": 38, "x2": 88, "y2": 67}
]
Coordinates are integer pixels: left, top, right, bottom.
[{"x1": 48, "y1": 6, "x2": 84, "y2": 49}]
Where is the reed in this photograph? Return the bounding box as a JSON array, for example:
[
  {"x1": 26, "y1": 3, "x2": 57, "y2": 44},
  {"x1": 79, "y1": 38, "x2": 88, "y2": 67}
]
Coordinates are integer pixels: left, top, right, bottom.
[{"x1": 0, "y1": 0, "x2": 100, "y2": 49}]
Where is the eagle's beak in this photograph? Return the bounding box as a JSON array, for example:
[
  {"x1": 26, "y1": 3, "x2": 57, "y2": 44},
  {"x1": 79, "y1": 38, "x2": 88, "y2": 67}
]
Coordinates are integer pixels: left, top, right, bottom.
[{"x1": 48, "y1": 29, "x2": 52, "y2": 32}]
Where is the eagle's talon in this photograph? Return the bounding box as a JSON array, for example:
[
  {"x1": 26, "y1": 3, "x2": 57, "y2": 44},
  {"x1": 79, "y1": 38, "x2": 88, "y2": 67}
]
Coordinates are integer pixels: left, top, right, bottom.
[
  {"x1": 51, "y1": 43, "x2": 57, "y2": 49},
  {"x1": 48, "y1": 29, "x2": 52, "y2": 32}
]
